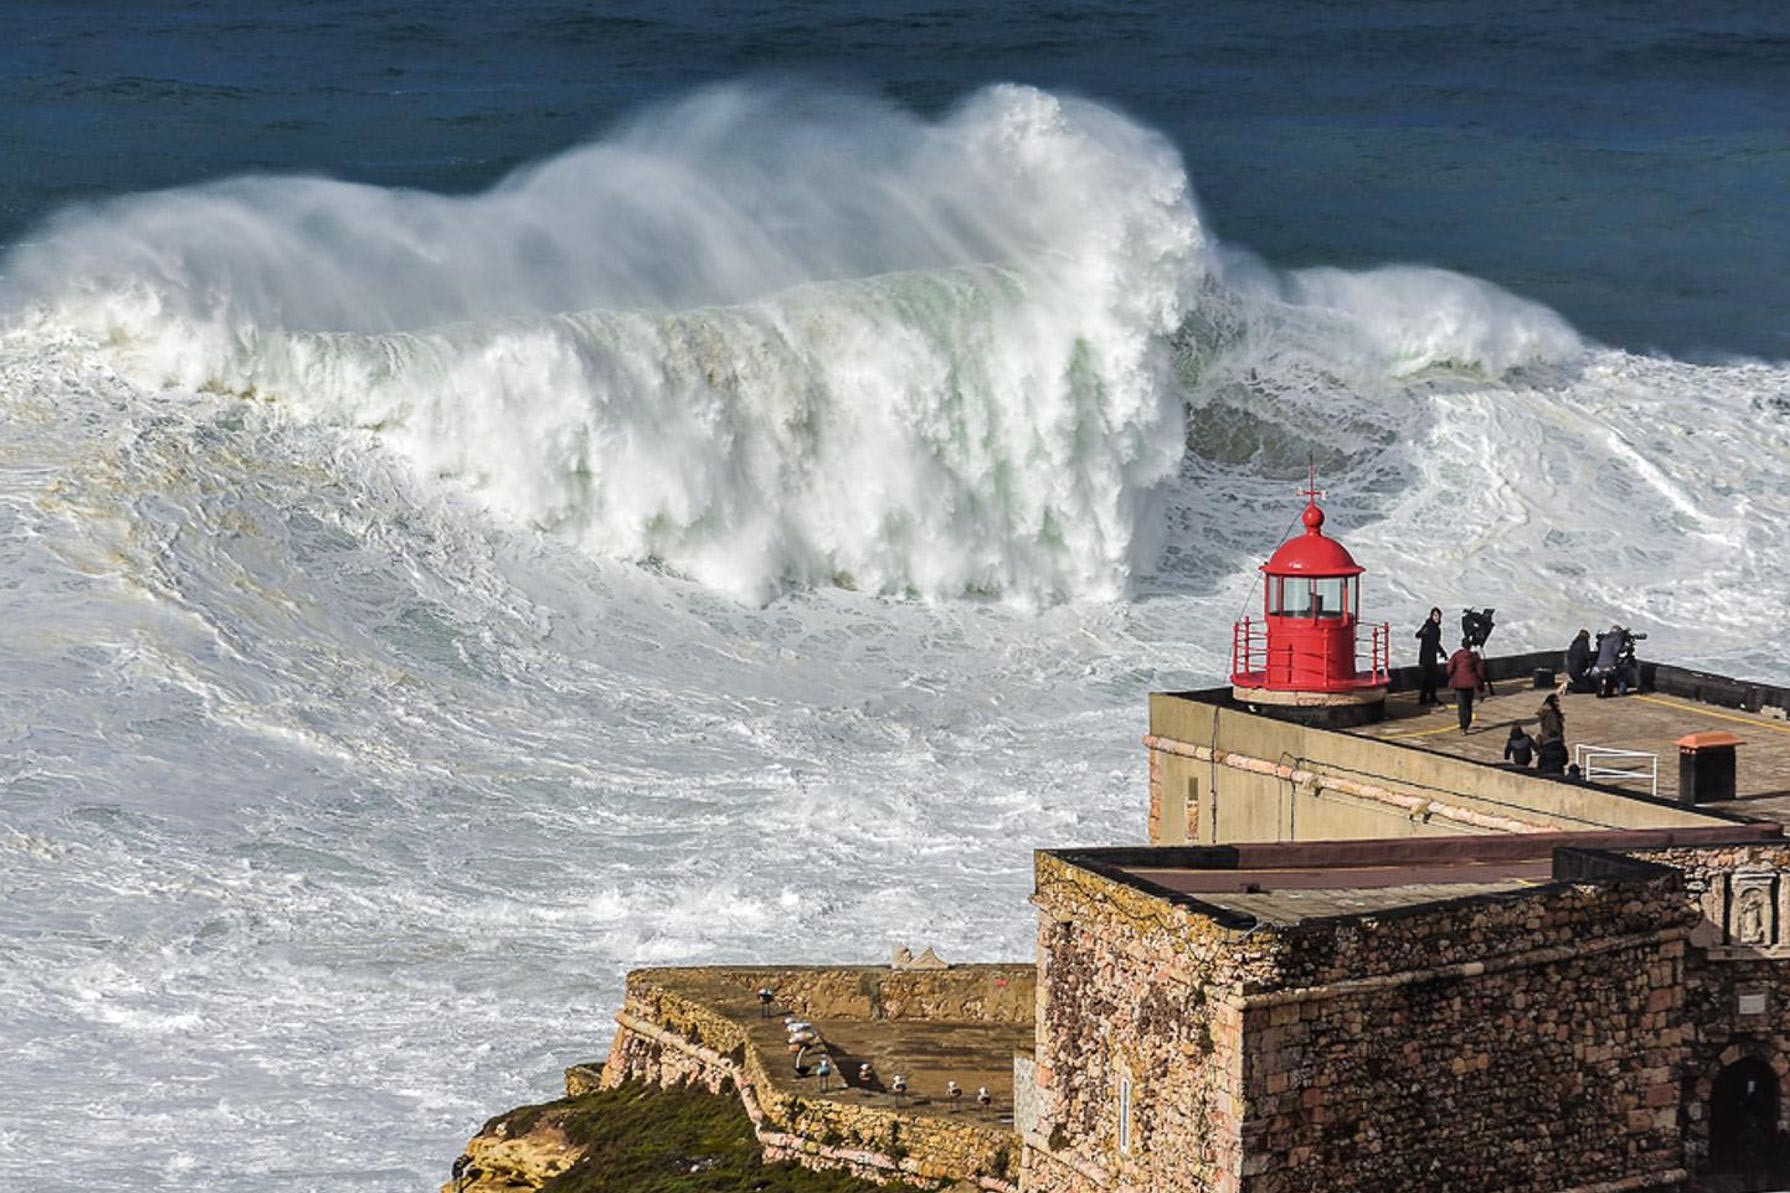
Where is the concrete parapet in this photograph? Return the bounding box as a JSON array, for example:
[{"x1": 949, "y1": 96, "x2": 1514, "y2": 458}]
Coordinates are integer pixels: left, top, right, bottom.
[{"x1": 1146, "y1": 688, "x2": 1733, "y2": 846}]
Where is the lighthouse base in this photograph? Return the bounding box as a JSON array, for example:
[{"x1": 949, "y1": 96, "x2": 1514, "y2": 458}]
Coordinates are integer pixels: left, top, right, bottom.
[{"x1": 1230, "y1": 683, "x2": 1389, "y2": 729}]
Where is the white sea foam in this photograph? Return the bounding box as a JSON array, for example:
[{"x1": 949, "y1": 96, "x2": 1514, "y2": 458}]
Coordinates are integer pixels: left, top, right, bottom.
[
  {"x1": 0, "y1": 84, "x2": 1607, "y2": 606},
  {"x1": 2, "y1": 81, "x2": 1790, "y2": 1193},
  {"x1": 3, "y1": 84, "x2": 1205, "y2": 603}
]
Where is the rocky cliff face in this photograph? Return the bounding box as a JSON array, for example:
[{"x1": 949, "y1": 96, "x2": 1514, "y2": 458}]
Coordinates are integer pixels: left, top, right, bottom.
[
  {"x1": 445, "y1": 964, "x2": 1032, "y2": 1192},
  {"x1": 443, "y1": 1073, "x2": 928, "y2": 1193},
  {"x1": 443, "y1": 1099, "x2": 587, "y2": 1193}
]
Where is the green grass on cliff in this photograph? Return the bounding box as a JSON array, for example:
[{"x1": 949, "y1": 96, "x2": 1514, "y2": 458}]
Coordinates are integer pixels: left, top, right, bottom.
[{"x1": 505, "y1": 1081, "x2": 927, "y2": 1193}]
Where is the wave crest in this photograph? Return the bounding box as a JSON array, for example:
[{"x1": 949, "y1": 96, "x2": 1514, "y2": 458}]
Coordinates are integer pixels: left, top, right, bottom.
[
  {"x1": 2, "y1": 82, "x2": 1592, "y2": 603},
  {"x1": 3, "y1": 84, "x2": 1205, "y2": 602}
]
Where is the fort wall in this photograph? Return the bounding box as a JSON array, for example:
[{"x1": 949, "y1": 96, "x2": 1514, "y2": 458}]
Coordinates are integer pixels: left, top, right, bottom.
[
  {"x1": 598, "y1": 965, "x2": 1030, "y2": 1190},
  {"x1": 1630, "y1": 843, "x2": 1790, "y2": 1173},
  {"x1": 1024, "y1": 851, "x2": 1273, "y2": 1193},
  {"x1": 1237, "y1": 867, "x2": 1695, "y2": 1193},
  {"x1": 1147, "y1": 691, "x2": 1725, "y2": 847},
  {"x1": 1024, "y1": 847, "x2": 1700, "y2": 1193},
  {"x1": 447, "y1": 656, "x2": 1790, "y2": 1193}
]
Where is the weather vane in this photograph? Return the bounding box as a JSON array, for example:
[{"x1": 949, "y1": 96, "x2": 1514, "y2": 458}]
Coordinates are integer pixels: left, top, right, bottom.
[{"x1": 1298, "y1": 458, "x2": 1325, "y2": 505}]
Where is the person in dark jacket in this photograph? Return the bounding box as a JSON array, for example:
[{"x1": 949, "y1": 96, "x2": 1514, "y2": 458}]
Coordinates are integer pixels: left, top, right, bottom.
[
  {"x1": 1536, "y1": 693, "x2": 1565, "y2": 744},
  {"x1": 1592, "y1": 625, "x2": 1629, "y2": 696},
  {"x1": 1445, "y1": 638, "x2": 1489, "y2": 734},
  {"x1": 1536, "y1": 737, "x2": 1569, "y2": 776},
  {"x1": 1503, "y1": 725, "x2": 1536, "y2": 767},
  {"x1": 1564, "y1": 629, "x2": 1593, "y2": 692},
  {"x1": 1415, "y1": 607, "x2": 1445, "y2": 706}
]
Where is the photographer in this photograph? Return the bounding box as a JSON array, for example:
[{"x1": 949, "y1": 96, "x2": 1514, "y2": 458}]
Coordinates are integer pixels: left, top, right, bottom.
[
  {"x1": 1461, "y1": 608, "x2": 1496, "y2": 651},
  {"x1": 1617, "y1": 628, "x2": 1644, "y2": 694},
  {"x1": 1563, "y1": 629, "x2": 1594, "y2": 693},
  {"x1": 1461, "y1": 608, "x2": 1496, "y2": 696},
  {"x1": 1591, "y1": 624, "x2": 1645, "y2": 696}
]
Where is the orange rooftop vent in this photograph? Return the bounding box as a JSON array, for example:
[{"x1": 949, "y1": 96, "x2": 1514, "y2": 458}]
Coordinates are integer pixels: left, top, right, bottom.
[{"x1": 1676, "y1": 731, "x2": 1745, "y2": 751}]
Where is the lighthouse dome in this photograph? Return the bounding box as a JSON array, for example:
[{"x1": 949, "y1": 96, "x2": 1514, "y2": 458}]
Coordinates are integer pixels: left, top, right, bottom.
[{"x1": 1261, "y1": 502, "x2": 1364, "y2": 576}]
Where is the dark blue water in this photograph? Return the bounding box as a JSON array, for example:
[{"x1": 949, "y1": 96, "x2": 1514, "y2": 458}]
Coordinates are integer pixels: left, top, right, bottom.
[{"x1": 6, "y1": 1, "x2": 1786, "y2": 358}]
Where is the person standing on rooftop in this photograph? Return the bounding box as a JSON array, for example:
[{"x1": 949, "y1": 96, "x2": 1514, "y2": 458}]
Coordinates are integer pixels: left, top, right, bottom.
[
  {"x1": 1415, "y1": 606, "x2": 1445, "y2": 707},
  {"x1": 1445, "y1": 637, "x2": 1488, "y2": 734},
  {"x1": 1537, "y1": 693, "x2": 1565, "y2": 744}
]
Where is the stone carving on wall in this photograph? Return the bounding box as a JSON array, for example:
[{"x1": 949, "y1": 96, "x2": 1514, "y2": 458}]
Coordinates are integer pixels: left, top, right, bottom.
[
  {"x1": 1736, "y1": 886, "x2": 1771, "y2": 945},
  {"x1": 1684, "y1": 867, "x2": 1790, "y2": 959},
  {"x1": 1711, "y1": 871, "x2": 1784, "y2": 958}
]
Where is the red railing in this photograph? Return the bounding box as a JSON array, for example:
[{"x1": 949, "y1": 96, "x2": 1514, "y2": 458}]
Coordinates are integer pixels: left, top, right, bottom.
[
  {"x1": 1231, "y1": 618, "x2": 1270, "y2": 682},
  {"x1": 1231, "y1": 619, "x2": 1390, "y2": 689},
  {"x1": 1364, "y1": 621, "x2": 1390, "y2": 684}
]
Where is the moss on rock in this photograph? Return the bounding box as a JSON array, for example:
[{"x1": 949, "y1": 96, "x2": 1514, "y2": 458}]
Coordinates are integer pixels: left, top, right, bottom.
[{"x1": 457, "y1": 1080, "x2": 926, "y2": 1193}]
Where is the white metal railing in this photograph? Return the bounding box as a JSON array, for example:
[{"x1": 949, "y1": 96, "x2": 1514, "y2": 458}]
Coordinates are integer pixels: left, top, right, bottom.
[{"x1": 1574, "y1": 745, "x2": 1659, "y2": 798}]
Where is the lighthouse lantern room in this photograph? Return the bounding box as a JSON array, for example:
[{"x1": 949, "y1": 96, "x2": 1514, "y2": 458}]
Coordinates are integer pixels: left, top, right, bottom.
[{"x1": 1231, "y1": 477, "x2": 1390, "y2": 724}]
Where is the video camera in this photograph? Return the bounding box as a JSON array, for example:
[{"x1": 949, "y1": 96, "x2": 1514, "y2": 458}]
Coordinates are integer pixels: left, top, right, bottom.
[{"x1": 1461, "y1": 607, "x2": 1496, "y2": 650}]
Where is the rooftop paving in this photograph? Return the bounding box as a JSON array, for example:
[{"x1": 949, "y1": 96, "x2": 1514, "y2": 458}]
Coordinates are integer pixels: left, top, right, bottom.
[
  {"x1": 1122, "y1": 860, "x2": 1553, "y2": 924},
  {"x1": 1356, "y1": 684, "x2": 1790, "y2": 810},
  {"x1": 1058, "y1": 825, "x2": 1781, "y2": 927}
]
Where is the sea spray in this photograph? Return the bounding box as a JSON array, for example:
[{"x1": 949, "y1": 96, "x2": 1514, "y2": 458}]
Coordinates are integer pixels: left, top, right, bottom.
[
  {"x1": 1, "y1": 81, "x2": 1606, "y2": 606},
  {"x1": 2, "y1": 84, "x2": 1206, "y2": 603}
]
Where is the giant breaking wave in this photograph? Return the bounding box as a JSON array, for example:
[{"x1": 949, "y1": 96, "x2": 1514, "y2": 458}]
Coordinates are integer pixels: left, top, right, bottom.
[{"x1": 0, "y1": 83, "x2": 1582, "y2": 602}]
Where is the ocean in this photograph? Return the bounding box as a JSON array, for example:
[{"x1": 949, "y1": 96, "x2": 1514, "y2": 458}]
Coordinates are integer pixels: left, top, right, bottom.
[{"x1": 1, "y1": 3, "x2": 1787, "y2": 1190}]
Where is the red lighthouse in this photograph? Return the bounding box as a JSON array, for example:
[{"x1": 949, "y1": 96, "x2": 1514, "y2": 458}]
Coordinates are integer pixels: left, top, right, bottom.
[{"x1": 1231, "y1": 479, "x2": 1390, "y2": 723}]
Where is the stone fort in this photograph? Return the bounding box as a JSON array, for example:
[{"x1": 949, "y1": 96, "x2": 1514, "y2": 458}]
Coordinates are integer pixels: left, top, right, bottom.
[{"x1": 452, "y1": 500, "x2": 1790, "y2": 1193}]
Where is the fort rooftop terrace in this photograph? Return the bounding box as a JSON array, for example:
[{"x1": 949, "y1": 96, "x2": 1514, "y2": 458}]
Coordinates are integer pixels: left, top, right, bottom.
[{"x1": 1357, "y1": 672, "x2": 1790, "y2": 812}]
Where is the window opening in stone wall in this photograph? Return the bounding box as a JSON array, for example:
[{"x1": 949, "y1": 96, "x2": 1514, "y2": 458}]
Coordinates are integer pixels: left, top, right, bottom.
[{"x1": 1118, "y1": 1072, "x2": 1132, "y2": 1157}]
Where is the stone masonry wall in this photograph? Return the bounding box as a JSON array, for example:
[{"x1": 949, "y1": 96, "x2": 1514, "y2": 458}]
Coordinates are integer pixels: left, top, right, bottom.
[
  {"x1": 599, "y1": 966, "x2": 1025, "y2": 1191},
  {"x1": 634, "y1": 964, "x2": 1035, "y2": 1025},
  {"x1": 1267, "y1": 867, "x2": 1689, "y2": 991},
  {"x1": 1237, "y1": 875, "x2": 1696, "y2": 1193},
  {"x1": 1633, "y1": 844, "x2": 1790, "y2": 1175},
  {"x1": 1029, "y1": 851, "x2": 1699, "y2": 1193},
  {"x1": 1024, "y1": 852, "x2": 1282, "y2": 1193}
]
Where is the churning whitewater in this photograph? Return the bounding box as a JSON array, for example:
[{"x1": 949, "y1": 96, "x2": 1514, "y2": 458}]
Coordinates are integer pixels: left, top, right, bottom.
[
  {"x1": 2, "y1": 83, "x2": 1789, "y2": 1193},
  {"x1": 5, "y1": 84, "x2": 1211, "y2": 604}
]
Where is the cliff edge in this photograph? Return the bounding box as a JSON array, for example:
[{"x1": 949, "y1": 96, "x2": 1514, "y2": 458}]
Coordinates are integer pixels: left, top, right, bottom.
[{"x1": 443, "y1": 1078, "x2": 925, "y2": 1193}]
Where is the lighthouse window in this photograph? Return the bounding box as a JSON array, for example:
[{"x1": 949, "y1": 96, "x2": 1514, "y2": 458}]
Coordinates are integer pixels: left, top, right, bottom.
[
  {"x1": 1314, "y1": 578, "x2": 1348, "y2": 619},
  {"x1": 1272, "y1": 578, "x2": 1312, "y2": 617}
]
